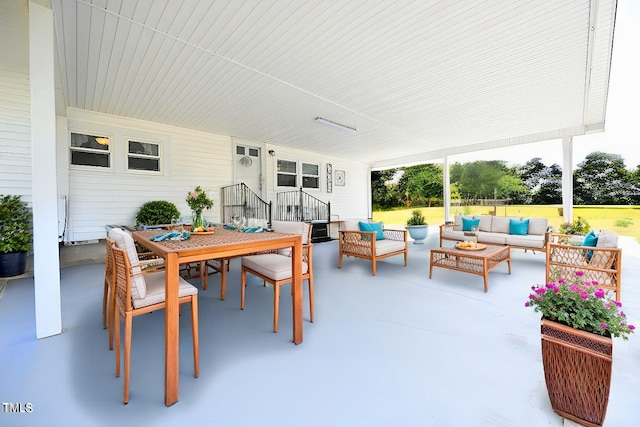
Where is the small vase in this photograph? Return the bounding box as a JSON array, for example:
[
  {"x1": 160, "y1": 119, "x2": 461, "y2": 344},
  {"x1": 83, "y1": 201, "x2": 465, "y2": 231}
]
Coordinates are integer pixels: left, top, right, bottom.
[
  {"x1": 540, "y1": 318, "x2": 612, "y2": 426},
  {"x1": 192, "y1": 211, "x2": 207, "y2": 230}
]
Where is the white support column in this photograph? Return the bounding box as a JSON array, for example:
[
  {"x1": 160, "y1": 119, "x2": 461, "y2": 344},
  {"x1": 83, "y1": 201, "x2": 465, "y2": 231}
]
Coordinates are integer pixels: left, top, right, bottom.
[
  {"x1": 562, "y1": 136, "x2": 574, "y2": 225},
  {"x1": 29, "y1": 0, "x2": 62, "y2": 339},
  {"x1": 443, "y1": 156, "x2": 451, "y2": 223}
]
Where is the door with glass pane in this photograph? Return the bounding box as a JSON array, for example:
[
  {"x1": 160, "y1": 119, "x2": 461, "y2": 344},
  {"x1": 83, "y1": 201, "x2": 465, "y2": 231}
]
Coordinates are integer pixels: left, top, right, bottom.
[{"x1": 235, "y1": 144, "x2": 262, "y2": 197}]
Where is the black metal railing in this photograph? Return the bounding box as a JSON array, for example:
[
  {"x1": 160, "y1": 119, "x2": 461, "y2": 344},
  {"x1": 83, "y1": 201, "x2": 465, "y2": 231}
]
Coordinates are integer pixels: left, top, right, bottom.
[
  {"x1": 274, "y1": 187, "x2": 330, "y2": 223},
  {"x1": 220, "y1": 183, "x2": 271, "y2": 225}
]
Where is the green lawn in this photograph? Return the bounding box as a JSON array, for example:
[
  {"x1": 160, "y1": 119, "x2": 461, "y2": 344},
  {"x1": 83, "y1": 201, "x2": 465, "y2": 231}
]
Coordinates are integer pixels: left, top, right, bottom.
[{"x1": 372, "y1": 205, "x2": 640, "y2": 242}]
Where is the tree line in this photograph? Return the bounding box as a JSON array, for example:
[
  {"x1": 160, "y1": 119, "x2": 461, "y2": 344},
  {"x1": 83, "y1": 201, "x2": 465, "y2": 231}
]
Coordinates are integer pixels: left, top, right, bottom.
[{"x1": 372, "y1": 152, "x2": 640, "y2": 210}]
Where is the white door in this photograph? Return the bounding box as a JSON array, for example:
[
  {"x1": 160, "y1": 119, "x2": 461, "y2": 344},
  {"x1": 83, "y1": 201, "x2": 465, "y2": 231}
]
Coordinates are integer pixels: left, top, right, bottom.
[{"x1": 234, "y1": 143, "x2": 262, "y2": 197}]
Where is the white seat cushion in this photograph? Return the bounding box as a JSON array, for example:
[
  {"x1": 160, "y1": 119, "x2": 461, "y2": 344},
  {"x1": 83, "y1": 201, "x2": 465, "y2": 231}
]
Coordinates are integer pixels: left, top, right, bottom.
[
  {"x1": 133, "y1": 271, "x2": 197, "y2": 309},
  {"x1": 108, "y1": 228, "x2": 146, "y2": 300},
  {"x1": 242, "y1": 253, "x2": 308, "y2": 281},
  {"x1": 374, "y1": 239, "x2": 405, "y2": 256}
]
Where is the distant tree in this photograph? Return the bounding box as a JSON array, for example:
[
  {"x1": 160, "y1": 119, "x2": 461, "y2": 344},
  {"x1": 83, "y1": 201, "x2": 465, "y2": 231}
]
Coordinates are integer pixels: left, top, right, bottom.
[
  {"x1": 573, "y1": 152, "x2": 637, "y2": 205},
  {"x1": 453, "y1": 160, "x2": 511, "y2": 199},
  {"x1": 371, "y1": 169, "x2": 399, "y2": 209},
  {"x1": 397, "y1": 164, "x2": 443, "y2": 206},
  {"x1": 533, "y1": 163, "x2": 563, "y2": 204},
  {"x1": 516, "y1": 158, "x2": 562, "y2": 204},
  {"x1": 497, "y1": 174, "x2": 529, "y2": 203}
]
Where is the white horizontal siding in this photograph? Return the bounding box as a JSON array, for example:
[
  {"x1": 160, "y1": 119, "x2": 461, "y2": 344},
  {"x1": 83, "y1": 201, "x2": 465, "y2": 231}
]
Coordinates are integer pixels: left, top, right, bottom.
[
  {"x1": 0, "y1": 0, "x2": 31, "y2": 200},
  {"x1": 65, "y1": 108, "x2": 233, "y2": 241},
  {"x1": 63, "y1": 107, "x2": 370, "y2": 241}
]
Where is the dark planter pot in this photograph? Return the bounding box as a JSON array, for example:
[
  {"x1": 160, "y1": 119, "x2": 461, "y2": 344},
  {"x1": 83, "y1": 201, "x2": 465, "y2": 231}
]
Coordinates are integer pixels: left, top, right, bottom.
[
  {"x1": 0, "y1": 251, "x2": 28, "y2": 277},
  {"x1": 406, "y1": 225, "x2": 428, "y2": 244},
  {"x1": 540, "y1": 318, "x2": 612, "y2": 427}
]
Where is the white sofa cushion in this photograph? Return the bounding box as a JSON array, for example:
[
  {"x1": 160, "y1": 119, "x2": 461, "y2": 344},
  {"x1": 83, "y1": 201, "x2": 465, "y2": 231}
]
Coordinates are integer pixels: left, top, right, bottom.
[
  {"x1": 491, "y1": 216, "x2": 518, "y2": 234},
  {"x1": 527, "y1": 217, "x2": 548, "y2": 235},
  {"x1": 478, "y1": 215, "x2": 493, "y2": 232},
  {"x1": 477, "y1": 232, "x2": 507, "y2": 245},
  {"x1": 596, "y1": 231, "x2": 618, "y2": 248},
  {"x1": 442, "y1": 229, "x2": 478, "y2": 242},
  {"x1": 505, "y1": 234, "x2": 546, "y2": 249}
]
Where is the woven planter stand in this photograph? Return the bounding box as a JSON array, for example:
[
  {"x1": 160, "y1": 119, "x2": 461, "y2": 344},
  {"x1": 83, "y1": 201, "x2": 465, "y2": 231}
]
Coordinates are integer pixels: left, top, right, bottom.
[{"x1": 540, "y1": 319, "x2": 612, "y2": 427}]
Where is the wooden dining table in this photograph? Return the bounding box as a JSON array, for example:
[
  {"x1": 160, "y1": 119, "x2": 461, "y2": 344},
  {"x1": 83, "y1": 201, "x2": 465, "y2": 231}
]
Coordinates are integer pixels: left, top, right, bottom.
[{"x1": 131, "y1": 226, "x2": 304, "y2": 406}]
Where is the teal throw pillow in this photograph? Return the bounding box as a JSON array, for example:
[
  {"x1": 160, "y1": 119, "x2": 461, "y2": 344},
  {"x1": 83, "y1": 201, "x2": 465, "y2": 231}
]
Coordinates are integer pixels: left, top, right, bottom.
[
  {"x1": 582, "y1": 230, "x2": 598, "y2": 247},
  {"x1": 509, "y1": 218, "x2": 529, "y2": 236},
  {"x1": 582, "y1": 230, "x2": 598, "y2": 260},
  {"x1": 359, "y1": 221, "x2": 385, "y2": 240},
  {"x1": 461, "y1": 218, "x2": 480, "y2": 232}
]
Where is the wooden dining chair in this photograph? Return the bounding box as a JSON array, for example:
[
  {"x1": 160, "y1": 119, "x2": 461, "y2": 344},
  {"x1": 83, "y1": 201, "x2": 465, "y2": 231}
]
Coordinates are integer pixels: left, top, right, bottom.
[
  {"x1": 108, "y1": 227, "x2": 199, "y2": 404},
  {"x1": 105, "y1": 229, "x2": 164, "y2": 351},
  {"x1": 240, "y1": 221, "x2": 314, "y2": 333}
]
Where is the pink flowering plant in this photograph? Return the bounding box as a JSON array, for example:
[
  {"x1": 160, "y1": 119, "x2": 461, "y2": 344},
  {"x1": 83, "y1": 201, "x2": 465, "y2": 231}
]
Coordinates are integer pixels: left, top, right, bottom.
[
  {"x1": 186, "y1": 186, "x2": 213, "y2": 215},
  {"x1": 526, "y1": 271, "x2": 635, "y2": 340}
]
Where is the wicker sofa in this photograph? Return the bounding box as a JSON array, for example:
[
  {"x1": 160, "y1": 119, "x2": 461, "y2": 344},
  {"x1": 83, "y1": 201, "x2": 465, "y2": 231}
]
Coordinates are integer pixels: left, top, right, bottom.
[
  {"x1": 439, "y1": 214, "x2": 551, "y2": 252},
  {"x1": 338, "y1": 219, "x2": 408, "y2": 276},
  {"x1": 546, "y1": 231, "x2": 622, "y2": 300}
]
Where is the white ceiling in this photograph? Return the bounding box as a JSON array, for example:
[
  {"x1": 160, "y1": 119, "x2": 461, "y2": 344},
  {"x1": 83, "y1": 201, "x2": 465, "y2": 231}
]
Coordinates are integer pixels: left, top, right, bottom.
[{"x1": 52, "y1": 0, "x2": 617, "y2": 169}]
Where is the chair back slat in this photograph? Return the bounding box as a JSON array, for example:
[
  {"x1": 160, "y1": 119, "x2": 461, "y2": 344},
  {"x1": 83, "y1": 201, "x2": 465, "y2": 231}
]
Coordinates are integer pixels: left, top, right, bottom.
[{"x1": 111, "y1": 245, "x2": 134, "y2": 313}]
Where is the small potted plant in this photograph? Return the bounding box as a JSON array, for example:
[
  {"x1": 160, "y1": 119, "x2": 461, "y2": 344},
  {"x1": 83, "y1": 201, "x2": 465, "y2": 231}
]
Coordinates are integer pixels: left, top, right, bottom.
[
  {"x1": 0, "y1": 194, "x2": 33, "y2": 277},
  {"x1": 405, "y1": 209, "x2": 428, "y2": 244},
  {"x1": 525, "y1": 271, "x2": 635, "y2": 426}
]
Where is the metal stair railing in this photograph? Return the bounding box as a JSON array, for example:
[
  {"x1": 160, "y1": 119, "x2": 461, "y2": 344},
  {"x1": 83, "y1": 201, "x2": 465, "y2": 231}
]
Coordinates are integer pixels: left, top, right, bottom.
[
  {"x1": 274, "y1": 187, "x2": 330, "y2": 223},
  {"x1": 220, "y1": 183, "x2": 272, "y2": 225}
]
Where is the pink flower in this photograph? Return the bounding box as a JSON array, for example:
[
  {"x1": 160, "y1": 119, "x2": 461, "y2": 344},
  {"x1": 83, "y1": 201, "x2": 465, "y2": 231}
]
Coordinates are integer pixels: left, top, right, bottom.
[
  {"x1": 629, "y1": 325, "x2": 636, "y2": 331},
  {"x1": 580, "y1": 292, "x2": 589, "y2": 300},
  {"x1": 190, "y1": 192, "x2": 197, "y2": 198},
  {"x1": 600, "y1": 322, "x2": 607, "y2": 330},
  {"x1": 575, "y1": 271, "x2": 584, "y2": 277},
  {"x1": 594, "y1": 289, "x2": 605, "y2": 298},
  {"x1": 615, "y1": 301, "x2": 622, "y2": 307}
]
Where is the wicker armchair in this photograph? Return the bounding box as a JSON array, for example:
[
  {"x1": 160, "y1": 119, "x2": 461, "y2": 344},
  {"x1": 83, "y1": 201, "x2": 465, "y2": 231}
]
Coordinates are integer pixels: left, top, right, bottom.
[
  {"x1": 546, "y1": 232, "x2": 622, "y2": 300},
  {"x1": 338, "y1": 220, "x2": 408, "y2": 276}
]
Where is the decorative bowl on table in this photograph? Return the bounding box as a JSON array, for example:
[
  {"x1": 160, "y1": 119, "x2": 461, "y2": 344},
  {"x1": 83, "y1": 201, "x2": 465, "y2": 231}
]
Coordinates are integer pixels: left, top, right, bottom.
[{"x1": 456, "y1": 241, "x2": 486, "y2": 251}]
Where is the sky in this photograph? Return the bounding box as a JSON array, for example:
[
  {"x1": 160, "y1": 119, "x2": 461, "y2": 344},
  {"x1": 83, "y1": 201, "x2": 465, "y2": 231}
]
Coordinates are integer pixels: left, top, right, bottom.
[{"x1": 452, "y1": 0, "x2": 640, "y2": 170}]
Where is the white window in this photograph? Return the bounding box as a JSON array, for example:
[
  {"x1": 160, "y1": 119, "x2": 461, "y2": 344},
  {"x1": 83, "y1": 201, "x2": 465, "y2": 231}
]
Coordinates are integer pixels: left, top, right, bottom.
[
  {"x1": 277, "y1": 159, "x2": 297, "y2": 187},
  {"x1": 301, "y1": 162, "x2": 320, "y2": 189},
  {"x1": 128, "y1": 140, "x2": 161, "y2": 172},
  {"x1": 70, "y1": 132, "x2": 111, "y2": 168}
]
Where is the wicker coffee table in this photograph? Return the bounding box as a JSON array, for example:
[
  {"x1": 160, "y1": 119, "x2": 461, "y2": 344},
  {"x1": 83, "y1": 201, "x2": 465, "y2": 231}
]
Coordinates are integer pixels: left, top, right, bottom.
[{"x1": 429, "y1": 244, "x2": 511, "y2": 292}]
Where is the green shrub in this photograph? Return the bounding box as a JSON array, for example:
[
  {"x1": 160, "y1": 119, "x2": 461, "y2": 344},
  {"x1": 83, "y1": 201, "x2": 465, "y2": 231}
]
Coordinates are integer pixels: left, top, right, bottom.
[
  {"x1": 135, "y1": 200, "x2": 180, "y2": 226},
  {"x1": 0, "y1": 194, "x2": 33, "y2": 253},
  {"x1": 559, "y1": 216, "x2": 591, "y2": 235}
]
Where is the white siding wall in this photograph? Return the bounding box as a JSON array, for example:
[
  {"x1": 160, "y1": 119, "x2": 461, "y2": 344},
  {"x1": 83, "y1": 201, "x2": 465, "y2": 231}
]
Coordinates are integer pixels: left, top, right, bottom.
[
  {"x1": 263, "y1": 145, "x2": 370, "y2": 220},
  {"x1": 0, "y1": 0, "x2": 31, "y2": 201},
  {"x1": 62, "y1": 108, "x2": 370, "y2": 241}
]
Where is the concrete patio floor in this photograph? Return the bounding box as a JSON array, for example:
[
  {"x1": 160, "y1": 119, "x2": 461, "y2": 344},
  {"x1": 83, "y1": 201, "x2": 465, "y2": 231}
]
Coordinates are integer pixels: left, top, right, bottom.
[{"x1": 1, "y1": 230, "x2": 639, "y2": 426}]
